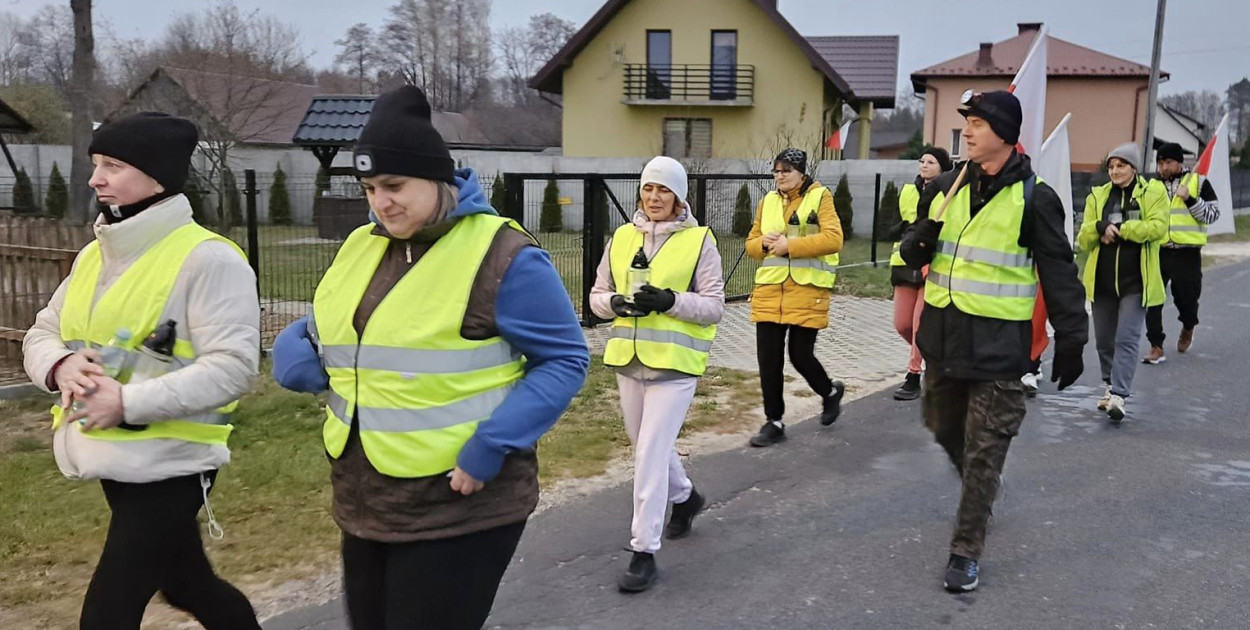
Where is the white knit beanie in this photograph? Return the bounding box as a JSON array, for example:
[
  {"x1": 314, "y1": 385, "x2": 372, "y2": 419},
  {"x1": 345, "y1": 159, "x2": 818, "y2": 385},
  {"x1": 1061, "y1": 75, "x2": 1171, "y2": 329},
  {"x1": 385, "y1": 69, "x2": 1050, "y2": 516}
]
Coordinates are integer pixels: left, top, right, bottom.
[{"x1": 639, "y1": 156, "x2": 689, "y2": 211}]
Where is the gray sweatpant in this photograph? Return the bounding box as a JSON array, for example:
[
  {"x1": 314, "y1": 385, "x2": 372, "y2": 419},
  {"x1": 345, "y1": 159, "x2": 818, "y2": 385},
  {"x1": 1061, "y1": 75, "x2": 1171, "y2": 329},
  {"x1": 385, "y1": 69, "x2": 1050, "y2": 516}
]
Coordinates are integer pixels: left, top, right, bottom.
[{"x1": 1092, "y1": 294, "x2": 1146, "y2": 398}]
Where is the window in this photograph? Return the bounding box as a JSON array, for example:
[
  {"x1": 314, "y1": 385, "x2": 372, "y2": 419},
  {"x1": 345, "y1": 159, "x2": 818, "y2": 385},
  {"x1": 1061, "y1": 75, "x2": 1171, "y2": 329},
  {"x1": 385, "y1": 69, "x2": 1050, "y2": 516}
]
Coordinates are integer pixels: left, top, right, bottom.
[
  {"x1": 647, "y1": 30, "x2": 672, "y2": 99},
  {"x1": 951, "y1": 129, "x2": 962, "y2": 158},
  {"x1": 663, "y1": 118, "x2": 712, "y2": 158},
  {"x1": 710, "y1": 30, "x2": 738, "y2": 100}
]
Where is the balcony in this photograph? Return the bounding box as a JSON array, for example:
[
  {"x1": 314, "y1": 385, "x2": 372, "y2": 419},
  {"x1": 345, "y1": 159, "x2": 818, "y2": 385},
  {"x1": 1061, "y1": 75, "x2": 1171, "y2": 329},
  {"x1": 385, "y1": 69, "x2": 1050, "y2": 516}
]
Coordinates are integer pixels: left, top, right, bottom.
[{"x1": 622, "y1": 64, "x2": 755, "y2": 106}]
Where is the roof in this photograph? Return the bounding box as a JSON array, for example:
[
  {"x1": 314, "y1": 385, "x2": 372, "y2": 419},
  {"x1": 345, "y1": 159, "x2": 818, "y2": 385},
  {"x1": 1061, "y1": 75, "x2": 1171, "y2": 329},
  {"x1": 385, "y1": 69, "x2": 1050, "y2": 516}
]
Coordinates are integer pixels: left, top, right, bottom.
[
  {"x1": 529, "y1": 0, "x2": 860, "y2": 103},
  {"x1": 842, "y1": 128, "x2": 915, "y2": 151},
  {"x1": 806, "y1": 36, "x2": 899, "y2": 108},
  {"x1": 116, "y1": 67, "x2": 322, "y2": 145},
  {"x1": 911, "y1": 26, "x2": 1168, "y2": 93},
  {"x1": 0, "y1": 95, "x2": 33, "y2": 134},
  {"x1": 1158, "y1": 105, "x2": 1206, "y2": 146},
  {"x1": 292, "y1": 96, "x2": 489, "y2": 147}
]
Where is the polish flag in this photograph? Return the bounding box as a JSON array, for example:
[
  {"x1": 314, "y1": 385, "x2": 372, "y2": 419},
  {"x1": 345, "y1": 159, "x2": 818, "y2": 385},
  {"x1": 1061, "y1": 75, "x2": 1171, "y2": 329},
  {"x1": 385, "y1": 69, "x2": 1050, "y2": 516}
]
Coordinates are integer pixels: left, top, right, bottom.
[
  {"x1": 1194, "y1": 112, "x2": 1236, "y2": 235},
  {"x1": 1036, "y1": 113, "x2": 1074, "y2": 242},
  {"x1": 1007, "y1": 25, "x2": 1049, "y2": 156},
  {"x1": 825, "y1": 118, "x2": 854, "y2": 152}
]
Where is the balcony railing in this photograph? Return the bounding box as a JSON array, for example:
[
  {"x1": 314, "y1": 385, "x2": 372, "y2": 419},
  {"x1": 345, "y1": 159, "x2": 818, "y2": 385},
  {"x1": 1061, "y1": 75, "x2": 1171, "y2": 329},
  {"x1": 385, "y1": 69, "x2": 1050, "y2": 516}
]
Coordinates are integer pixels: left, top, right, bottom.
[{"x1": 622, "y1": 64, "x2": 755, "y2": 105}]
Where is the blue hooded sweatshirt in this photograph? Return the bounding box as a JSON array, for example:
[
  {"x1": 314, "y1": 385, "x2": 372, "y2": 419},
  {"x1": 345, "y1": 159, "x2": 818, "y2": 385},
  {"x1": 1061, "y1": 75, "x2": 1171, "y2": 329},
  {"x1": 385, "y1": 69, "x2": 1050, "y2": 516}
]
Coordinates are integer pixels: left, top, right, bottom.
[{"x1": 271, "y1": 168, "x2": 589, "y2": 481}]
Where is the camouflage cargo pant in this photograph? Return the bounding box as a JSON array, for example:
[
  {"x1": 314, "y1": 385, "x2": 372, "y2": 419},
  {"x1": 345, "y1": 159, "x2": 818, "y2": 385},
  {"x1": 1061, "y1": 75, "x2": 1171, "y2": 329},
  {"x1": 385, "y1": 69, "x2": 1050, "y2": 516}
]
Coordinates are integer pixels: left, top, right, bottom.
[{"x1": 922, "y1": 372, "x2": 1027, "y2": 560}]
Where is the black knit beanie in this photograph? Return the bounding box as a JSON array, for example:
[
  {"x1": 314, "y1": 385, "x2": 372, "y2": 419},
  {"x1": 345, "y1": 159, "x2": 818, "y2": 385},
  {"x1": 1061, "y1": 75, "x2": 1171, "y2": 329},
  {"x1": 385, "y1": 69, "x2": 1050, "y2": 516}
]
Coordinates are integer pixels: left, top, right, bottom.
[
  {"x1": 1156, "y1": 142, "x2": 1185, "y2": 164},
  {"x1": 958, "y1": 90, "x2": 1022, "y2": 147},
  {"x1": 88, "y1": 112, "x2": 198, "y2": 193},
  {"x1": 921, "y1": 146, "x2": 954, "y2": 172},
  {"x1": 354, "y1": 85, "x2": 455, "y2": 184}
]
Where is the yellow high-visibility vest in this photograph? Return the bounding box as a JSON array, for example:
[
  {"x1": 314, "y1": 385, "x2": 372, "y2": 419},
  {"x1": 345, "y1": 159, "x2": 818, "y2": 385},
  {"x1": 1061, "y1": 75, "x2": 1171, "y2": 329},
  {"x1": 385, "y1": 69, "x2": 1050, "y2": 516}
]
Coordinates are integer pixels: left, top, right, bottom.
[
  {"x1": 754, "y1": 186, "x2": 839, "y2": 288},
  {"x1": 890, "y1": 183, "x2": 921, "y2": 267}
]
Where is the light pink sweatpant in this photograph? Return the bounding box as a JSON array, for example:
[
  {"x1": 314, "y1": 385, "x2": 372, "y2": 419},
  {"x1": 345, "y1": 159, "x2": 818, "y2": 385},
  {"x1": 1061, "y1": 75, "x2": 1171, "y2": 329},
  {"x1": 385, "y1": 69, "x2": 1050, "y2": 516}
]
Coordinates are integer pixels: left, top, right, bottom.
[
  {"x1": 893, "y1": 285, "x2": 925, "y2": 375},
  {"x1": 616, "y1": 373, "x2": 696, "y2": 554}
]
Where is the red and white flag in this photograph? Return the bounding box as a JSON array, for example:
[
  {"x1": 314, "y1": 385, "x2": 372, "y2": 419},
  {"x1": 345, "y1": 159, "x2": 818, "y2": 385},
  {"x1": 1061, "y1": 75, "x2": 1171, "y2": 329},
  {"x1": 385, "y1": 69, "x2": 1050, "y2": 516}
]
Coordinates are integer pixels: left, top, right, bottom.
[
  {"x1": 1036, "y1": 113, "x2": 1074, "y2": 242},
  {"x1": 1007, "y1": 25, "x2": 1049, "y2": 156},
  {"x1": 1195, "y1": 112, "x2": 1236, "y2": 235},
  {"x1": 825, "y1": 118, "x2": 854, "y2": 152}
]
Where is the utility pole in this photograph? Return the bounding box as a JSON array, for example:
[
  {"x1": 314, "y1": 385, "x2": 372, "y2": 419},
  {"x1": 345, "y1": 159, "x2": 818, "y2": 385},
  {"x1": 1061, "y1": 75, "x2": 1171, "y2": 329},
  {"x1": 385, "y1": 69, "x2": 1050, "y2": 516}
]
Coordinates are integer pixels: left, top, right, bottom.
[{"x1": 1141, "y1": 0, "x2": 1167, "y2": 169}]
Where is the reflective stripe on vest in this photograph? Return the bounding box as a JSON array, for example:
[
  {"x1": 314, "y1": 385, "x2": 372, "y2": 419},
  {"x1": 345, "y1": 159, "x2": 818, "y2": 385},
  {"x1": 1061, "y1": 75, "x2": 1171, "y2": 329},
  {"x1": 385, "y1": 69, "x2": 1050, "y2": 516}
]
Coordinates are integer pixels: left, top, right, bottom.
[
  {"x1": 603, "y1": 223, "x2": 717, "y2": 376},
  {"x1": 52, "y1": 222, "x2": 243, "y2": 445},
  {"x1": 891, "y1": 183, "x2": 921, "y2": 267},
  {"x1": 1166, "y1": 173, "x2": 1207, "y2": 246},
  {"x1": 754, "y1": 186, "x2": 840, "y2": 288},
  {"x1": 925, "y1": 179, "x2": 1038, "y2": 321},
  {"x1": 312, "y1": 214, "x2": 528, "y2": 478}
]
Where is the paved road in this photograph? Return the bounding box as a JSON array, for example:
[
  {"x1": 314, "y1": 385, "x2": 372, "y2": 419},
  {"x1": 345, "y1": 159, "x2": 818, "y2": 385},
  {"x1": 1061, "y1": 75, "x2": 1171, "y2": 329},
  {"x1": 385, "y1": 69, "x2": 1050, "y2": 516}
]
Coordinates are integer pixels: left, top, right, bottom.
[{"x1": 267, "y1": 260, "x2": 1250, "y2": 630}]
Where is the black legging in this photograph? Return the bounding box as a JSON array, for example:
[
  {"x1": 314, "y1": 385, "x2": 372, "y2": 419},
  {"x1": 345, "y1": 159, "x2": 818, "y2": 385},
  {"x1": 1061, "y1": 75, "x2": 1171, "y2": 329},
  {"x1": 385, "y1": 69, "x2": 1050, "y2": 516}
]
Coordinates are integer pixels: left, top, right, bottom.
[
  {"x1": 342, "y1": 520, "x2": 527, "y2": 630},
  {"x1": 81, "y1": 471, "x2": 261, "y2": 630},
  {"x1": 757, "y1": 322, "x2": 834, "y2": 421}
]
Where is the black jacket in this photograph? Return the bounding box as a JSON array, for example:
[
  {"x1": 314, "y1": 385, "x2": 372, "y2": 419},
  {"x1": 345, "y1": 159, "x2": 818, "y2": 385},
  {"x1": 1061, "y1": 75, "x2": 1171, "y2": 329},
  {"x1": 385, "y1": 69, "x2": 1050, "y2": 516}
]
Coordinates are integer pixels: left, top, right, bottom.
[{"x1": 899, "y1": 152, "x2": 1088, "y2": 380}]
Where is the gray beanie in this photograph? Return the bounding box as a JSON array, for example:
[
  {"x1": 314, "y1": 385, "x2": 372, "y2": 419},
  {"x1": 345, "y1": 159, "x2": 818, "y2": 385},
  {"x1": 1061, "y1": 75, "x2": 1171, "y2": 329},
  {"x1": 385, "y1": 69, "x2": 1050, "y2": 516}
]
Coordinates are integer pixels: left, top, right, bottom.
[{"x1": 1106, "y1": 142, "x2": 1141, "y2": 172}]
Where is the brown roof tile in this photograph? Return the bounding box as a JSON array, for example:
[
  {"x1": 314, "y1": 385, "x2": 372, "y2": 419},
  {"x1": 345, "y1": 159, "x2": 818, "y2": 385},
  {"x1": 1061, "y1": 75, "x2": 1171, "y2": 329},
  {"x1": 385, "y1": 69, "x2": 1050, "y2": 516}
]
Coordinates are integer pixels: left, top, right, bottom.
[
  {"x1": 157, "y1": 67, "x2": 321, "y2": 145},
  {"x1": 807, "y1": 35, "x2": 899, "y2": 107}
]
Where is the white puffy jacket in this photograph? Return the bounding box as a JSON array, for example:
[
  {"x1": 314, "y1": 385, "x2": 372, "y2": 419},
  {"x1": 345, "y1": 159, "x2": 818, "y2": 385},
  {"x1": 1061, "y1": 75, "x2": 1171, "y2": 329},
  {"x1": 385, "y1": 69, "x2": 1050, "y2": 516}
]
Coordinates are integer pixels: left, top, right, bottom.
[{"x1": 22, "y1": 195, "x2": 260, "y2": 483}]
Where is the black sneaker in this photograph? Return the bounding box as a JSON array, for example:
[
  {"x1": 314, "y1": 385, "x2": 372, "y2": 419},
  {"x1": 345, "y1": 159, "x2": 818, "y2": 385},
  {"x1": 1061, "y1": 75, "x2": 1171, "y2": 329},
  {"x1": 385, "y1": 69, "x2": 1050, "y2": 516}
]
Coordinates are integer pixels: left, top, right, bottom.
[
  {"x1": 666, "y1": 488, "x2": 706, "y2": 539},
  {"x1": 943, "y1": 554, "x2": 979, "y2": 592},
  {"x1": 820, "y1": 381, "x2": 846, "y2": 426},
  {"x1": 893, "y1": 373, "x2": 921, "y2": 401},
  {"x1": 749, "y1": 420, "x2": 786, "y2": 447},
  {"x1": 618, "y1": 551, "x2": 658, "y2": 593}
]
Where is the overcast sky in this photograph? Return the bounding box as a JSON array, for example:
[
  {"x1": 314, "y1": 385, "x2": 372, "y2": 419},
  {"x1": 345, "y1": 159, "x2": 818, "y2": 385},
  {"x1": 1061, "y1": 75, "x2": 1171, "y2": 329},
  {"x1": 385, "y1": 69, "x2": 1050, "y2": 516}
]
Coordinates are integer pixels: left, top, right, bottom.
[{"x1": 5, "y1": 0, "x2": 1248, "y2": 98}]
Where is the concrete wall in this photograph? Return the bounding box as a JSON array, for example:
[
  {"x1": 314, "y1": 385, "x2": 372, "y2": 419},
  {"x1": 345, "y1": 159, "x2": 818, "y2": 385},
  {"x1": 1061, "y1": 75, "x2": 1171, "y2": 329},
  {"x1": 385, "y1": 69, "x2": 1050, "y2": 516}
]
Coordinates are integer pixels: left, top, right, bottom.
[
  {"x1": 560, "y1": 0, "x2": 834, "y2": 159},
  {"x1": 921, "y1": 76, "x2": 1150, "y2": 171}
]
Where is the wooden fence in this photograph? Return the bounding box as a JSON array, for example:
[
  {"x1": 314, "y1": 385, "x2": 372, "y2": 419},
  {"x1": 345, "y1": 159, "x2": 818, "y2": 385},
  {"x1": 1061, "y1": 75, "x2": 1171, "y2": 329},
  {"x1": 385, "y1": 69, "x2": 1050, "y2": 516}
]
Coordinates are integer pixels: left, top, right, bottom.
[{"x1": 0, "y1": 213, "x2": 93, "y2": 384}]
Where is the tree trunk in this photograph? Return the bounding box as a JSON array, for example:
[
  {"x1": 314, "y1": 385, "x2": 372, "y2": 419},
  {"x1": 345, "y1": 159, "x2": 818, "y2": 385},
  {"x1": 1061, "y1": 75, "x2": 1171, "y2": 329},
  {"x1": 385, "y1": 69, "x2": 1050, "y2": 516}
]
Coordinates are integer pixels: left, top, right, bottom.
[{"x1": 68, "y1": 0, "x2": 95, "y2": 224}]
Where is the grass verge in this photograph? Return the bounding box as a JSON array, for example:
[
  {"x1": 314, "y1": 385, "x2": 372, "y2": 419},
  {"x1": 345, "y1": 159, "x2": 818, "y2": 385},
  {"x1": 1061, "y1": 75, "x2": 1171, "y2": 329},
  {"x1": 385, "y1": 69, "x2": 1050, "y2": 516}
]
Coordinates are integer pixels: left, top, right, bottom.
[{"x1": 0, "y1": 358, "x2": 758, "y2": 628}]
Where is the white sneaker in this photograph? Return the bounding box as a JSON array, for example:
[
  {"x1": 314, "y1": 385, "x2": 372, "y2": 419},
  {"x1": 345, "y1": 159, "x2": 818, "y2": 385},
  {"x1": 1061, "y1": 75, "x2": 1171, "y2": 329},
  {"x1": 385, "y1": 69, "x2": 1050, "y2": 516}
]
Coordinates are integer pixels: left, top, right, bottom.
[
  {"x1": 1097, "y1": 385, "x2": 1112, "y2": 411},
  {"x1": 1106, "y1": 395, "x2": 1126, "y2": 424},
  {"x1": 1021, "y1": 372, "x2": 1038, "y2": 397}
]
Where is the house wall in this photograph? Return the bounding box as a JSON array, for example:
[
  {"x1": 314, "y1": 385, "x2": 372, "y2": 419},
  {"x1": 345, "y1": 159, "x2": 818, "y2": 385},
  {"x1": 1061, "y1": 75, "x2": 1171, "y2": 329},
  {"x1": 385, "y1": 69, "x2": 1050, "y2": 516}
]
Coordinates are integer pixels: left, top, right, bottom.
[
  {"x1": 921, "y1": 76, "x2": 1150, "y2": 171},
  {"x1": 560, "y1": 0, "x2": 833, "y2": 159}
]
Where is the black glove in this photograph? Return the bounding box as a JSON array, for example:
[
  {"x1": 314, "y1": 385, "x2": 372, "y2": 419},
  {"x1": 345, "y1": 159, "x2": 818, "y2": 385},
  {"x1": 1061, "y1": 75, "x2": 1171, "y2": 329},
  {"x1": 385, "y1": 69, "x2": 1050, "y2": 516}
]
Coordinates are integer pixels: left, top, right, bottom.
[
  {"x1": 632, "y1": 285, "x2": 676, "y2": 313},
  {"x1": 1050, "y1": 350, "x2": 1084, "y2": 391},
  {"x1": 899, "y1": 218, "x2": 943, "y2": 268},
  {"x1": 885, "y1": 220, "x2": 911, "y2": 242},
  {"x1": 610, "y1": 294, "x2": 644, "y2": 318}
]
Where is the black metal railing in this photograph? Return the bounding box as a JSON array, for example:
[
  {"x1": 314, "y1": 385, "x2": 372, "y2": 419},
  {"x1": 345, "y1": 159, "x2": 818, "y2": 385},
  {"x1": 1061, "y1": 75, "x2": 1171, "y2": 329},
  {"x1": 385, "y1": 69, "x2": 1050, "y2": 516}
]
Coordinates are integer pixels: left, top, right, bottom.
[{"x1": 623, "y1": 64, "x2": 755, "y2": 103}]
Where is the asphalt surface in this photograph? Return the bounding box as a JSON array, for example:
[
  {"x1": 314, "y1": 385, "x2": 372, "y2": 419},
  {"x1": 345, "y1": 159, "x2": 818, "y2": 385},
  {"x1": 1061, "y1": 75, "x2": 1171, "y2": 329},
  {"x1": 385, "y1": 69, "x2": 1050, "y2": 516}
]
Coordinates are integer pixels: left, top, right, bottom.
[{"x1": 266, "y1": 259, "x2": 1250, "y2": 630}]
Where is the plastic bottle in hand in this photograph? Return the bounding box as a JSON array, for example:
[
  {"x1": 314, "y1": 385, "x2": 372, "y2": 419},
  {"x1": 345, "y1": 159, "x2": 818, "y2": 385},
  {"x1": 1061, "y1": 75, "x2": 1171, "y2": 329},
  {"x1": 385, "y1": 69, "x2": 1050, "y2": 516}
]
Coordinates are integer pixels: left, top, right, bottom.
[
  {"x1": 71, "y1": 328, "x2": 132, "y2": 417},
  {"x1": 787, "y1": 212, "x2": 802, "y2": 239},
  {"x1": 804, "y1": 210, "x2": 819, "y2": 236},
  {"x1": 120, "y1": 320, "x2": 178, "y2": 385},
  {"x1": 625, "y1": 248, "x2": 650, "y2": 303}
]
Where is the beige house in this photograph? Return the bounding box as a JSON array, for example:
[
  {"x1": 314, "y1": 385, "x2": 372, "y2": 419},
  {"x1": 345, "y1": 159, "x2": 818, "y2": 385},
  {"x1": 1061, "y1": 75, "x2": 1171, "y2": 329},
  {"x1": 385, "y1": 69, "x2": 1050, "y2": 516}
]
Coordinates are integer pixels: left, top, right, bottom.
[
  {"x1": 911, "y1": 23, "x2": 1169, "y2": 172},
  {"x1": 530, "y1": 0, "x2": 898, "y2": 161}
]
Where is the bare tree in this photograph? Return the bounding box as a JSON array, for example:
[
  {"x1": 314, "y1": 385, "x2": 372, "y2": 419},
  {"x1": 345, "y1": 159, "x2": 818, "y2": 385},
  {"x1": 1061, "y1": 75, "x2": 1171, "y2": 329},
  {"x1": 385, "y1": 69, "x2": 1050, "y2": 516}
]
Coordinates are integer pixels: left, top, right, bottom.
[
  {"x1": 25, "y1": 6, "x2": 76, "y2": 96},
  {"x1": 380, "y1": 0, "x2": 491, "y2": 112},
  {"x1": 0, "y1": 12, "x2": 34, "y2": 84},
  {"x1": 495, "y1": 13, "x2": 576, "y2": 107},
  {"x1": 1160, "y1": 89, "x2": 1225, "y2": 137},
  {"x1": 334, "y1": 24, "x2": 378, "y2": 94},
  {"x1": 68, "y1": 0, "x2": 95, "y2": 224},
  {"x1": 1226, "y1": 78, "x2": 1250, "y2": 146}
]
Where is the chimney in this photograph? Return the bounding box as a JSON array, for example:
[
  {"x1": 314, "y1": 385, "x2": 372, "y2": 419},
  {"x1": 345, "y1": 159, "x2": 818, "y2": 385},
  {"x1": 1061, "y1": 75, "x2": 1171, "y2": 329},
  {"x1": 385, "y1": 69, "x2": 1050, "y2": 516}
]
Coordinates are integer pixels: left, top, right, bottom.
[
  {"x1": 1018, "y1": 22, "x2": 1043, "y2": 35},
  {"x1": 976, "y1": 43, "x2": 994, "y2": 68}
]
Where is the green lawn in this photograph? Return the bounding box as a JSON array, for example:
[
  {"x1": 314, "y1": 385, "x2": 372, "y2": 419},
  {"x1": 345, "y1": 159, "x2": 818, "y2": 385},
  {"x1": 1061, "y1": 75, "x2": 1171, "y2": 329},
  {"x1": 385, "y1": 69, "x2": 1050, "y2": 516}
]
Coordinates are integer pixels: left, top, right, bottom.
[
  {"x1": 1209, "y1": 213, "x2": 1250, "y2": 243},
  {"x1": 0, "y1": 358, "x2": 759, "y2": 629}
]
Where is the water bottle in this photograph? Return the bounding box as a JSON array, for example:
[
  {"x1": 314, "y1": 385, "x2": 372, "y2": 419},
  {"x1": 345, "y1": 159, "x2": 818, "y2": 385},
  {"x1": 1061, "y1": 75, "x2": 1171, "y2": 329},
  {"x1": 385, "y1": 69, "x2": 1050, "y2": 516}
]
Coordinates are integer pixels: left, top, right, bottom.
[
  {"x1": 804, "y1": 210, "x2": 819, "y2": 236},
  {"x1": 787, "y1": 212, "x2": 802, "y2": 239},
  {"x1": 70, "y1": 328, "x2": 132, "y2": 418},
  {"x1": 625, "y1": 248, "x2": 650, "y2": 303},
  {"x1": 120, "y1": 320, "x2": 178, "y2": 386}
]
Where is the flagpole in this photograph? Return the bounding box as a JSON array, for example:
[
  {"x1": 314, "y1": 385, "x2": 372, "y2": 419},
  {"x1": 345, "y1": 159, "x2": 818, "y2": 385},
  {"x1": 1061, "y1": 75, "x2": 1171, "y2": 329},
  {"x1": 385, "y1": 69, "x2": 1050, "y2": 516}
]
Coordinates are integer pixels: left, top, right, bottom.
[{"x1": 1141, "y1": 0, "x2": 1167, "y2": 168}]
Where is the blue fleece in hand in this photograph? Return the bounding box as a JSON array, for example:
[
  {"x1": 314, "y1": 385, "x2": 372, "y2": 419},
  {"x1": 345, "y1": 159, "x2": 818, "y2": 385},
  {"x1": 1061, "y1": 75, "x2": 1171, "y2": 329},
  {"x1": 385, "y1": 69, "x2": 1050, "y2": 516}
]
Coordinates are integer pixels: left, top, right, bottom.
[
  {"x1": 455, "y1": 246, "x2": 590, "y2": 482},
  {"x1": 271, "y1": 315, "x2": 330, "y2": 394}
]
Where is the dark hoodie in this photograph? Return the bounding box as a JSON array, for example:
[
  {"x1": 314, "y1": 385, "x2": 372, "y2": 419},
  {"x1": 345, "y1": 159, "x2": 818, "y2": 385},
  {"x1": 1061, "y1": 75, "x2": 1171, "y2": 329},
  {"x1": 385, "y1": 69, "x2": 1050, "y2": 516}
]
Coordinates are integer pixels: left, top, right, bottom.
[
  {"x1": 901, "y1": 152, "x2": 1089, "y2": 380},
  {"x1": 1093, "y1": 178, "x2": 1144, "y2": 298}
]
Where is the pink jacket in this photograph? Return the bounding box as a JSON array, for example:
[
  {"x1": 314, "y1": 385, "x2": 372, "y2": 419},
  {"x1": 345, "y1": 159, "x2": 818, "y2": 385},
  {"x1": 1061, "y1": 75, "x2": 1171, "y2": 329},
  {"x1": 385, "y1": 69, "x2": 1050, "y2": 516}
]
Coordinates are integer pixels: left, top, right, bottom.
[{"x1": 590, "y1": 209, "x2": 725, "y2": 329}]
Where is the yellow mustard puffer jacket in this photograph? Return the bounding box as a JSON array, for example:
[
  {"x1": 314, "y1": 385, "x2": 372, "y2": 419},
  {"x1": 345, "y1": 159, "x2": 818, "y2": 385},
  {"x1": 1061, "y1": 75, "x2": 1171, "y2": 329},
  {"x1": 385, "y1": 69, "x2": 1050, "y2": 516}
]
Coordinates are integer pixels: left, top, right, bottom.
[{"x1": 745, "y1": 181, "x2": 844, "y2": 329}]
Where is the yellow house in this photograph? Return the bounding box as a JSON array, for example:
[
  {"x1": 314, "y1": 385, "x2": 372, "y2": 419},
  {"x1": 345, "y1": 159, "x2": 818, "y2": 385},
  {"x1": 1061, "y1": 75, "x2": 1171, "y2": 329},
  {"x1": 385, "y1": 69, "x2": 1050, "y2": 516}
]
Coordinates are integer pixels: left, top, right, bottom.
[{"x1": 529, "y1": 0, "x2": 898, "y2": 161}]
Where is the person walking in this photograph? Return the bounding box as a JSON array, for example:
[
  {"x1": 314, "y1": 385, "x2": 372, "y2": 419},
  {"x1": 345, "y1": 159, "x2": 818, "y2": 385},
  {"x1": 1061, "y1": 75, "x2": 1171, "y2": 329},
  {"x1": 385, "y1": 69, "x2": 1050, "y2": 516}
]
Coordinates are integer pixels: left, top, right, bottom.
[
  {"x1": 589, "y1": 156, "x2": 725, "y2": 593},
  {"x1": 900, "y1": 90, "x2": 1088, "y2": 592},
  {"x1": 22, "y1": 112, "x2": 263, "y2": 630},
  {"x1": 1143, "y1": 141, "x2": 1221, "y2": 364},
  {"x1": 1076, "y1": 143, "x2": 1169, "y2": 422},
  {"x1": 745, "y1": 148, "x2": 846, "y2": 447},
  {"x1": 271, "y1": 86, "x2": 589, "y2": 630},
  {"x1": 889, "y1": 147, "x2": 953, "y2": 401}
]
